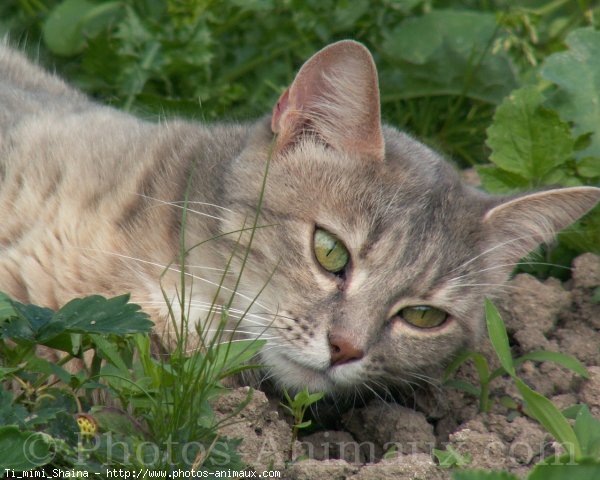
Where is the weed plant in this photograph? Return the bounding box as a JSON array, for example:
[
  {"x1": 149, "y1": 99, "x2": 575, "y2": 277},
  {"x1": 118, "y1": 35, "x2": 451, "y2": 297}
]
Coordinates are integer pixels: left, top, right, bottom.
[{"x1": 444, "y1": 300, "x2": 600, "y2": 479}]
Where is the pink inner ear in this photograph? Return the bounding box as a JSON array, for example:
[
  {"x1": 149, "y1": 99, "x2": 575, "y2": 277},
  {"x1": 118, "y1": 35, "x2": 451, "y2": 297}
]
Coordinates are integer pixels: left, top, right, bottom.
[
  {"x1": 269, "y1": 40, "x2": 385, "y2": 162},
  {"x1": 271, "y1": 88, "x2": 290, "y2": 133}
]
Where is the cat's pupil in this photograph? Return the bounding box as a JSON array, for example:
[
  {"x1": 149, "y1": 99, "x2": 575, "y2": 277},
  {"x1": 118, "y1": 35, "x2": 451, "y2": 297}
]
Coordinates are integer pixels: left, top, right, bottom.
[
  {"x1": 399, "y1": 306, "x2": 448, "y2": 329},
  {"x1": 313, "y1": 228, "x2": 350, "y2": 274}
]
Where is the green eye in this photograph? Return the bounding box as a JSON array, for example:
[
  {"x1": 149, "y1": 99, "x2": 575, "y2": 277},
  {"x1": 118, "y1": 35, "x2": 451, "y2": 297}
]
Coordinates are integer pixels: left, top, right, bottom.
[
  {"x1": 313, "y1": 228, "x2": 350, "y2": 274},
  {"x1": 399, "y1": 306, "x2": 448, "y2": 329}
]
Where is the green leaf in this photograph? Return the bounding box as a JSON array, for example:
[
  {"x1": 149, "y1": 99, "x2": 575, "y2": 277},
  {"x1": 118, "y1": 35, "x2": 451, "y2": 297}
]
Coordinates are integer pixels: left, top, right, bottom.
[
  {"x1": 0, "y1": 426, "x2": 53, "y2": 471},
  {"x1": 295, "y1": 420, "x2": 312, "y2": 429},
  {"x1": 542, "y1": 27, "x2": 600, "y2": 160},
  {"x1": 485, "y1": 86, "x2": 575, "y2": 181},
  {"x1": 452, "y1": 470, "x2": 518, "y2": 480},
  {"x1": 0, "y1": 292, "x2": 17, "y2": 320},
  {"x1": 0, "y1": 294, "x2": 152, "y2": 345},
  {"x1": 484, "y1": 299, "x2": 515, "y2": 377},
  {"x1": 528, "y1": 456, "x2": 600, "y2": 480},
  {"x1": 0, "y1": 389, "x2": 28, "y2": 427},
  {"x1": 515, "y1": 377, "x2": 581, "y2": 458},
  {"x1": 381, "y1": 10, "x2": 518, "y2": 105},
  {"x1": 476, "y1": 165, "x2": 530, "y2": 193},
  {"x1": 574, "y1": 405, "x2": 600, "y2": 457},
  {"x1": 433, "y1": 445, "x2": 471, "y2": 468},
  {"x1": 89, "y1": 334, "x2": 129, "y2": 372},
  {"x1": 0, "y1": 367, "x2": 21, "y2": 380},
  {"x1": 26, "y1": 357, "x2": 72, "y2": 384},
  {"x1": 43, "y1": 0, "x2": 123, "y2": 56},
  {"x1": 577, "y1": 157, "x2": 600, "y2": 178},
  {"x1": 514, "y1": 351, "x2": 589, "y2": 378},
  {"x1": 208, "y1": 339, "x2": 266, "y2": 378},
  {"x1": 55, "y1": 294, "x2": 153, "y2": 335},
  {"x1": 92, "y1": 407, "x2": 141, "y2": 437}
]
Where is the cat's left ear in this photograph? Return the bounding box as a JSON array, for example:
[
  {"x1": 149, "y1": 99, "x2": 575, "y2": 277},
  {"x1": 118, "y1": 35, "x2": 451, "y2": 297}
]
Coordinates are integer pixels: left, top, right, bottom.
[
  {"x1": 271, "y1": 40, "x2": 385, "y2": 162},
  {"x1": 482, "y1": 186, "x2": 600, "y2": 265}
]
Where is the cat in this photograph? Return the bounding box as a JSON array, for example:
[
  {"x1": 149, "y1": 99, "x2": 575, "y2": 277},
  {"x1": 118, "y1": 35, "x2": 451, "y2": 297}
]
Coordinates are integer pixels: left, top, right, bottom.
[{"x1": 0, "y1": 39, "x2": 599, "y2": 396}]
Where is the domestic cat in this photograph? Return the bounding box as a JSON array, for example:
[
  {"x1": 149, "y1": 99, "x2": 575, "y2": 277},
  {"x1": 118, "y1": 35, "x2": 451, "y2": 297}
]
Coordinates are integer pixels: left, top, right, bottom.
[{"x1": 0, "y1": 40, "x2": 598, "y2": 395}]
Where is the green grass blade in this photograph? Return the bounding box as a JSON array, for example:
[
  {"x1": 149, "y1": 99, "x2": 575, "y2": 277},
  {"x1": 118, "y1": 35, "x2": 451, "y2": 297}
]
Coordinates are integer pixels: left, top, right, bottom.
[
  {"x1": 515, "y1": 377, "x2": 581, "y2": 459},
  {"x1": 514, "y1": 350, "x2": 589, "y2": 378},
  {"x1": 484, "y1": 299, "x2": 515, "y2": 377}
]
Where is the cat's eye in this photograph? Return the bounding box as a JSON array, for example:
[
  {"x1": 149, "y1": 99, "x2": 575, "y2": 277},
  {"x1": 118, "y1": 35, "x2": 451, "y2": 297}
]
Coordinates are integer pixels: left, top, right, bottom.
[
  {"x1": 399, "y1": 306, "x2": 448, "y2": 329},
  {"x1": 313, "y1": 228, "x2": 350, "y2": 274}
]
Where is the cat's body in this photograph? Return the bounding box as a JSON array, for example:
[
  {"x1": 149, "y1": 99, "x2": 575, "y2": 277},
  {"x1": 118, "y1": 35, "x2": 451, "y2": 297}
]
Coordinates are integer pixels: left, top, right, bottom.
[{"x1": 1, "y1": 41, "x2": 599, "y2": 394}]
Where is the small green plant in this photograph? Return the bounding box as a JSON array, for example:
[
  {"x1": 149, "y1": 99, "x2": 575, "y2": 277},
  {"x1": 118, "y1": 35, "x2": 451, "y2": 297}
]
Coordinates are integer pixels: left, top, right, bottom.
[
  {"x1": 447, "y1": 300, "x2": 600, "y2": 479},
  {"x1": 433, "y1": 445, "x2": 472, "y2": 469},
  {"x1": 444, "y1": 344, "x2": 589, "y2": 414},
  {"x1": 281, "y1": 387, "x2": 324, "y2": 460}
]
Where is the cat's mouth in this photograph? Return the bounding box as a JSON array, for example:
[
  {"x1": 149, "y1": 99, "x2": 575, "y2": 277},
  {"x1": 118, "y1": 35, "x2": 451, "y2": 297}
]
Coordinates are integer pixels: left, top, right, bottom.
[{"x1": 263, "y1": 348, "x2": 364, "y2": 393}]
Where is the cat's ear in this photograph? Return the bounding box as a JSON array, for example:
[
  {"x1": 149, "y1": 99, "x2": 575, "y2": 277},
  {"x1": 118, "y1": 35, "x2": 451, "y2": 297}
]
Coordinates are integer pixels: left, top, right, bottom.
[
  {"x1": 482, "y1": 186, "x2": 600, "y2": 264},
  {"x1": 271, "y1": 40, "x2": 385, "y2": 162}
]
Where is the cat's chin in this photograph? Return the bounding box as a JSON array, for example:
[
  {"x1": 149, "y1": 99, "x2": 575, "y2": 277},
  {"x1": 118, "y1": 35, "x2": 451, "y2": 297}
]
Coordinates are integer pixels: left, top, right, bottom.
[{"x1": 259, "y1": 348, "x2": 364, "y2": 394}]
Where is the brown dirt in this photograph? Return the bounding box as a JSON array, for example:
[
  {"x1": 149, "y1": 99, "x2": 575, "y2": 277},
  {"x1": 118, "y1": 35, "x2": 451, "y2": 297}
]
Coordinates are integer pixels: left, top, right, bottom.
[{"x1": 216, "y1": 253, "x2": 600, "y2": 479}]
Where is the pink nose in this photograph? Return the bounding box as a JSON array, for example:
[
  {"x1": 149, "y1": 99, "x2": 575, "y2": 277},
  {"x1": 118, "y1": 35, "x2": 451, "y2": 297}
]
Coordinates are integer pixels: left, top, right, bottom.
[{"x1": 329, "y1": 333, "x2": 364, "y2": 366}]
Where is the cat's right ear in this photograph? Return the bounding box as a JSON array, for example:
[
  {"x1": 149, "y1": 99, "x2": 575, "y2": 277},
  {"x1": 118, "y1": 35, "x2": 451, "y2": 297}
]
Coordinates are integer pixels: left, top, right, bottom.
[
  {"x1": 482, "y1": 186, "x2": 600, "y2": 267},
  {"x1": 271, "y1": 40, "x2": 385, "y2": 162}
]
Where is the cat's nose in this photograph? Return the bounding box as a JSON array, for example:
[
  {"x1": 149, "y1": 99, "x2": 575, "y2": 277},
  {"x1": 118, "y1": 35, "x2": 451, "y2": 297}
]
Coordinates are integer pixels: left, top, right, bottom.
[{"x1": 328, "y1": 333, "x2": 364, "y2": 366}]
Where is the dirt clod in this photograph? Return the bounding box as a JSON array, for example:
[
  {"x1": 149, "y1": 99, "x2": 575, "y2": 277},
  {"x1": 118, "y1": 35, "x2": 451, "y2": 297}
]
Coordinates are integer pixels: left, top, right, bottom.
[{"x1": 342, "y1": 402, "x2": 435, "y2": 460}]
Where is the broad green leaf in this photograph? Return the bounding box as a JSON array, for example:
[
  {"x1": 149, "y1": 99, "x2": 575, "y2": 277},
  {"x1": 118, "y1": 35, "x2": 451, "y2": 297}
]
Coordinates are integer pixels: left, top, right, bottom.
[
  {"x1": 452, "y1": 471, "x2": 518, "y2": 480},
  {"x1": 1, "y1": 294, "x2": 151, "y2": 343},
  {"x1": 574, "y1": 405, "x2": 600, "y2": 457},
  {"x1": 43, "y1": 0, "x2": 123, "y2": 56},
  {"x1": 381, "y1": 10, "x2": 518, "y2": 105},
  {"x1": 515, "y1": 377, "x2": 581, "y2": 458},
  {"x1": 485, "y1": 86, "x2": 574, "y2": 181},
  {"x1": 515, "y1": 351, "x2": 589, "y2": 378},
  {"x1": 542, "y1": 27, "x2": 600, "y2": 160},
  {"x1": 484, "y1": 299, "x2": 515, "y2": 377},
  {"x1": 0, "y1": 426, "x2": 53, "y2": 470},
  {"x1": 55, "y1": 294, "x2": 153, "y2": 334},
  {"x1": 208, "y1": 339, "x2": 266, "y2": 378},
  {"x1": 476, "y1": 165, "x2": 530, "y2": 193},
  {"x1": 529, "y1": 456, "x2": 600, "y2": 480},
  {"x1": 577, "y1": 157, "x2": 600, "y2": 178},
  {"x1": 563, "y1": 404, "x2": 585, "y2": 419}
]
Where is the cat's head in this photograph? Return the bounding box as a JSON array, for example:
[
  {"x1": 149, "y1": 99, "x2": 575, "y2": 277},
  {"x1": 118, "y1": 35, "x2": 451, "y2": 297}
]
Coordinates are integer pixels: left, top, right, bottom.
[{"x1": 220, "y1": 41, "x2": 600, "y2": 394}]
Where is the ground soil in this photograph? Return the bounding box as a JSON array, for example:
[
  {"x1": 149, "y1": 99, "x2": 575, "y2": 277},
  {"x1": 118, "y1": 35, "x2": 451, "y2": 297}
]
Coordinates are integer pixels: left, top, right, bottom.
[{"x1": 216, "y1": 253, "x2": 600, "y2": 479}]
